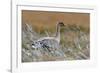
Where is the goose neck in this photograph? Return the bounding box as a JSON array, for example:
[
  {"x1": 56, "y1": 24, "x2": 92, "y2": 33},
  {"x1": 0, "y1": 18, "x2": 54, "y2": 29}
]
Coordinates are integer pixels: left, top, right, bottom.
[{"x1": 55, "y1": 24, "x2": 60, "y2": 42}]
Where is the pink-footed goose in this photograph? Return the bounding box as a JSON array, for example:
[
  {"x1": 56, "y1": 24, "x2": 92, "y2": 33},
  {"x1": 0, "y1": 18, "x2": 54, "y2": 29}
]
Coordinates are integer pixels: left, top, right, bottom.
[{"x1": 32, "y1": 22, "x2": 65, "y2": 52}]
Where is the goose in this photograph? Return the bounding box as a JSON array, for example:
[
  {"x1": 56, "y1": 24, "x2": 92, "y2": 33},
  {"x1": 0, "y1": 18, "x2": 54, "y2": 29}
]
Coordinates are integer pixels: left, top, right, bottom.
[{"x1": 32, "y1": 22, "x2": 65, "y2": 52}]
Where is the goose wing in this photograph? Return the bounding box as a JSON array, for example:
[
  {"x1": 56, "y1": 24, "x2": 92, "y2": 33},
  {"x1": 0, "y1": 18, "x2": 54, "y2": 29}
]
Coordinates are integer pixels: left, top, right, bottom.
[{"x1": 39, "y1": 38, "x2": 60, "y2": 49}]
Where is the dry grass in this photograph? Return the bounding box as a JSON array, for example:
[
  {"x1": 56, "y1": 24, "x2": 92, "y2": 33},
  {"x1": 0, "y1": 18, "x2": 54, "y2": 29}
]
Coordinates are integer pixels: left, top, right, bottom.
[{"x1": 22, "y1": 23, "x2": 90, "y2": 62}]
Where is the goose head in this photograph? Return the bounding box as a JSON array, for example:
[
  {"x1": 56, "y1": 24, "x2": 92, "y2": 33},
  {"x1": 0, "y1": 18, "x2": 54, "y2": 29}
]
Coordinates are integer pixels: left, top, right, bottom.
[{"x1": 58, "y1": 22, "x2": 65, "y2": 27}]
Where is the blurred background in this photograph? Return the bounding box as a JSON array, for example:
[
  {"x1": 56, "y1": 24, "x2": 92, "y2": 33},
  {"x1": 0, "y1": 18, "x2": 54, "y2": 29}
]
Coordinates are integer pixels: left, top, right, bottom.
[{"x1": 22, "y1": 10, "x2": 89, "y2": 34}]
